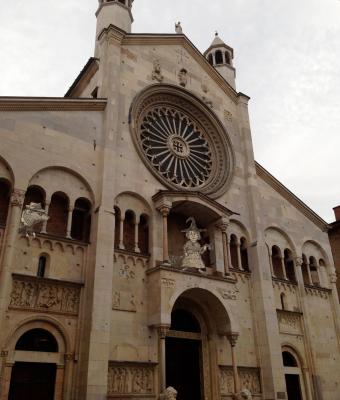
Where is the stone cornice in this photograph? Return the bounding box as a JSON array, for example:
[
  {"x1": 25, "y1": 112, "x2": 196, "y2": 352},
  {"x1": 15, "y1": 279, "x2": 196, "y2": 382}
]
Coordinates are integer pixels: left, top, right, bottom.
[
  {"x1": 255, "y1": 162, "x2": 329, "y2": 231},
  {"x1": 65, "y1": 57, "x2": 100, "y2": 98},
  {"x1": 0, "y1": 97, "x2": 107, "y2": 111},
  {"x1": 122, "y1": 33, "x2": 241, "y2": 103}
]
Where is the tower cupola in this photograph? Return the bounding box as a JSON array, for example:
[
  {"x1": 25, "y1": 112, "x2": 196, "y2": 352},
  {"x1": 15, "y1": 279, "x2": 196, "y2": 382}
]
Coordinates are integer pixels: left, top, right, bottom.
[
  {"x1": 95, "y1": 0, "x2": 134, "y2": 43},
  {"x1": 204, "y1": 33, "x2": 236, "y2": 89}
]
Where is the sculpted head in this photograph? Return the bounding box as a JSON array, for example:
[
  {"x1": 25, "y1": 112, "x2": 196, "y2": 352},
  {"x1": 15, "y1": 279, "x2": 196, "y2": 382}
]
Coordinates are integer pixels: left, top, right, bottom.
[
  {"x1": 160, "y1": 386, "x2": 177, "y2": 400},
  {"x1": 240, "y1": 388, "x2": 252, "y2": 400}
]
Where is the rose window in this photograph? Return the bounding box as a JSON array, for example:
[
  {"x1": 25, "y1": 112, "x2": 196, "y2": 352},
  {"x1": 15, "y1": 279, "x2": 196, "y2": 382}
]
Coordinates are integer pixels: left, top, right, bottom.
[
  {"x1": 140, "y1": 107, "x2": 213, "y2": 188},
  {"x1": 129, "y1": 86, "x2": 235, "y2": 198}
]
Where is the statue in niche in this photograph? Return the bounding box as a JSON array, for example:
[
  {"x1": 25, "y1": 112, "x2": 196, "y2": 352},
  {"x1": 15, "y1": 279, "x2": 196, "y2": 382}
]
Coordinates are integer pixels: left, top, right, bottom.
[
  {"x1": 20, "y1": 202, "x2": 49, "y2": 238},
  {"x1": 181, "y1": 217, "x2": 211, "y2": 273},
  {"x1": 152, "y1": 59, "x2": 164, "y2": 83},
  {"x1": 160, "y1": 386, "x2": 177, "y2": 400}
]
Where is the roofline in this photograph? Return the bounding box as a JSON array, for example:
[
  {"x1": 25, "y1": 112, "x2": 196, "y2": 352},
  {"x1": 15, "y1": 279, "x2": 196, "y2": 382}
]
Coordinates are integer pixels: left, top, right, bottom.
[
  {"x1": 0, "y1": 97, "x2": 107, "y2": 111},
  {"x1": 203, "y1": 43, "x2": 234, "y2": 58},
  {"x1": 255, "y1": 162, "x2": 330, "y2": 231},
  {"x1": 121, "y1": 32, "x2": 244, "y2": 103},
  {"x1": 65, "y1": 57, "x2": 100, "y2": 98}
]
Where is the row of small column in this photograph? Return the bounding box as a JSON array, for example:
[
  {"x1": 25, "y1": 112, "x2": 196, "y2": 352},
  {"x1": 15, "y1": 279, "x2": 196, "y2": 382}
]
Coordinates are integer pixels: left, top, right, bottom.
[
  {"x1": 269, "y1": 252, "x2": 289, "y2": 280},
  {"x1": 116, "y1": 213, "x2": 143, "y2": 254},
  {"x1": 40, "y1": 200, "x2": 74, "y2": 239},
  {"x1": 159, "y1": 205, "x2": 233, "y2": 275},
  {"x1": 157, "y1": 325, "x2": 241, "y2": 396}
]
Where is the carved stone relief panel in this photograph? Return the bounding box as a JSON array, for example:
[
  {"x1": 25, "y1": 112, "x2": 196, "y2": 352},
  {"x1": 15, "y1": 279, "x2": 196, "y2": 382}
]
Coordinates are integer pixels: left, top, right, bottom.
[
  {"x1": 108, "y1": 362, "x2": 155, "y2": 397},
  {"x1": 220, "y1": 367, "x2": 261, "y2": 396},
  {"x1": 9, "y1": 274, "x2": 81, "y2": 316},
  {"x1": 112, "y1": 291, "x2": 137, "y2": 313},
  {"x1": 277, "y1": 310, "x2": 302, "y2": 336}
]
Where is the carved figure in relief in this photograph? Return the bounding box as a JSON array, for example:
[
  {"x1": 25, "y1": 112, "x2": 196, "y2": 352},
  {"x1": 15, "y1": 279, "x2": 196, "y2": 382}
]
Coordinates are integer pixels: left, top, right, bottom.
[
  {"x1": 178, "y1": 68, "x2": 188, "y2": 87},
  {"x1": 152, "y1": 59, "x2": 164, "y2": 83},
  {"x1": 20, "y1": 202, "x2": 49, "y2": 238},
  {"x1": 112, "y1": 367, "x2": 128, "y2": 393},
  {"x1": 38, "y1": 285, "x2": 60, "y2": 309},
  {"x1": 160, "y1": 386, "x2": 177, "y2": 400},
  {"x1": 21, "y1": 282, "x2": 35, "y2": 307},
  {"x1": 181, "y1": 217, "x2": 211, "y2": 273}
]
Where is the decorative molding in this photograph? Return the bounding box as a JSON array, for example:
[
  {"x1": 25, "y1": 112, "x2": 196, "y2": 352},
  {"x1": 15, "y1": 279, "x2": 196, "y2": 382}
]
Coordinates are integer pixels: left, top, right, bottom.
[
  {"x1": 10, "y1": 189, "x2": 26, "y2": 207},
  {"x1": 255, "y1": 162, "x2": 329, "y2": 231},
  {"x1": 9, "y1": 274, "x2": 82, "y2": 316},
  {"x1": 167, "y1": 329, "x2": 201, "y2": 341},
  {"x1": 0, "y1": 98, "x2": 107, "y2": 112},
  {"x1": 305, "y1": 285, "x2": 330, "y2": 299},
  {"x1": 108, "y1": 362, "x2": 156, "y2": 397},
  {"x1": 272, "y1": 279, "x2": 297, "y2": 293},
  {"x1": 218, "y1": 287, "x2": 239, "y2": 301},
  {"x1": 114, "y1": 249, "x2": 149, "y2": 269},
  {"x1": 220, "y1": 366, "x2": 261, "y2": 396}
]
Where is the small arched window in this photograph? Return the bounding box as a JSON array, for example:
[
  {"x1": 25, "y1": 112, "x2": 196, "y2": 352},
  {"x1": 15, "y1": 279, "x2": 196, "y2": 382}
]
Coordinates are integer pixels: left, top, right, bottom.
[
  {"x1": 23, "y1": 186, "x2": 46, "y2": 233},
  {"x1": 215, "y1": 50, "x2": 223, "y2": 65},
  {"x1": 301, "y1": 254, "x2": 309, "y2": 285},
  {"x1": 240, "y1": 237, "x2": 249, "y2": 271},
  {"x1": 15, "y1": 329, "x2": 58, "y2": 353},
  {"x1": 37, "y1": 255, "x2": 48, "y2": 278},
  {"x1": 225, "y1": 51, "x2": 231, "y2": 65},
  {"x1": 208, "y1": 53, "x2": 213, "y2": 65},
  {"x1": 0, "y1": 179, "x2": 11, "y2": 226},
  {"x1": 309, "y1": 256, "x2": 320, "y2": 286},
  {"x1": 230, "y1": 234, "x2": 239, "y2": 269},
  {"x1": 284, "y1": 249, "x2": 296, "y2": 283},
  {"x1": 272, "y1": 245, "x2": 283, "y2": 279},
  {"x1": 123, "y1": 210, "x2": 135, "y2": 252},
  {"x1": 71, "y1": 198, "x2": 92, "y2": 242},
  {"x1": 138, "y1": 214, "x2": 149, "y2": 255},
  {"x1": 280, "y1": 293, "x2": 287, "y2": 310},
  {"x1": 47, "y1": 192, "x2": 69, "y2": 237}
]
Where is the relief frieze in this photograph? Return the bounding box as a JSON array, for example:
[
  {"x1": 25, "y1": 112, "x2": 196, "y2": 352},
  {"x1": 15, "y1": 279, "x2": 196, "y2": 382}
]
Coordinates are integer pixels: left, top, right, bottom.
[
  {"x1": 9, "y1": 274, "x2": 81, "y2": 316},
  {"x1": 220, "y1": 366, "x2": 261, "y2": 396},
  {"x1": 108, "y1": 362, "x2": 155, "y2": 397},
  {"x1": 277, "y1": 310, "x2": 302, "y2": 335}
]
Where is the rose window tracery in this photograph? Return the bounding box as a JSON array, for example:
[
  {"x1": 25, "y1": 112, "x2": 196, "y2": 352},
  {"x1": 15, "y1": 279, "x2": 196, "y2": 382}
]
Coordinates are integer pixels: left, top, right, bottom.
[
  {"x1": 129, "y1": 86, "x2": 235, "y2": 198},
  {"x1": 140, "y1": 107, "x2": 213, "y2": 188}
]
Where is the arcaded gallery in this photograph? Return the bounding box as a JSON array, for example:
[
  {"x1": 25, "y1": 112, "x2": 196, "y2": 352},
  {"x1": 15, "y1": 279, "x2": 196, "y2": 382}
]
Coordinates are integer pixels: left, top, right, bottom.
[{"x1": 0, "y1": 1, "x2": 339, "y2": 400}]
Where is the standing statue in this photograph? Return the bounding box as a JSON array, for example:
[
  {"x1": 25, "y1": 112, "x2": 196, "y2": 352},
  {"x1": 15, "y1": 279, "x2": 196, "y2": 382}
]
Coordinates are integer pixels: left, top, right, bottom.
[
  {"x1": 181, "y1": 217, "x2": 211, "y2": 274},
  {"x1": 175, "y1": 22, "x2": 183, "y2": 34},
  {"x1": 20, "y1": 202, "x2": 49, "y2": 238},
  {"x1": 160, "y1": 386, "x2": 177, "y2": 400}
]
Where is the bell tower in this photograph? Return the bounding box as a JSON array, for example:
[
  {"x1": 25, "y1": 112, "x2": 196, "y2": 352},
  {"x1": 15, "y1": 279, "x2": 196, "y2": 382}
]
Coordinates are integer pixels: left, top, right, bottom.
[
  {"x1": 204, "y1": 33, "x2": 236, "y2": 89},
  {"x1": 95, "y1": 0, "x2": 134, "y2": 50}
]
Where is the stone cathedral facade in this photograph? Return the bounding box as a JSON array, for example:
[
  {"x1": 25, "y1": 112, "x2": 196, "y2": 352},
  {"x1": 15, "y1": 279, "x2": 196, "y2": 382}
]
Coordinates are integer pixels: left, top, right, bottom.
[{"x1": 0, "y1": 1, "x2": 339, "y2": 400}]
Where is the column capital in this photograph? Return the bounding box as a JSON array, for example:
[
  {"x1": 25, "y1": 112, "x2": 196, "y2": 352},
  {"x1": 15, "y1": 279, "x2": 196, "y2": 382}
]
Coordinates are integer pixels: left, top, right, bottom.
[
  {"x1": 0, "y1": 350, "x2": 8, "y2": 358},
  {"x1": 295, "y1": 257, "x2": 304, "y2": 267},
  {"x1": 158, "y1": 205, "x2": 172, "y2": 217},
  {"x1": 64, "y1": 352, "x2": 75, "y2": 362},
  {"x1": 227, "y1": 332, "x2": 239, "y2": 347},
  {"x1": 156, "y1": 325, "x2": 170, "y2": 339},
  {"x1": 10, "y1": 189, "x2": 26, "y2": 207},
  {"x1": 330, "y1": 273, "x2": 337, "y2": 284},
  {"x1": 217, "y1": 216, "x2": 230, "y2": 232}
]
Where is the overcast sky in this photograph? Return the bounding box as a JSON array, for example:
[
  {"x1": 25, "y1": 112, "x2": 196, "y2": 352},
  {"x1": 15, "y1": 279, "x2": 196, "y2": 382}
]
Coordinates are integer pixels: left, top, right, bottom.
[{"x1": 0, "y1": 0, "x2": 339, "y2": 222}]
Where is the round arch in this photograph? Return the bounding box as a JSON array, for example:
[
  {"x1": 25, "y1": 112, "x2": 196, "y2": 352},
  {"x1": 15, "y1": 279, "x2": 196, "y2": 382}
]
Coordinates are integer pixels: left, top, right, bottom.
[
  {"x1": 28, "y1": 166, "x2": 95, "y2": 205},
  {"x1": 169, "y1": 287, "x2": 238, "y2": 335},
  {"x1": 4, "y1": 316, "x2": 70, "y2": 358},
  {"x1": 302, "y1": 240, "x2": 330, "y2": 266},
  {"x1": 0, "y1": 155, "x2": 15, "y2": 186},
  {"x1": 264, "y1": 226, "x2": 297, "y2": 255}
]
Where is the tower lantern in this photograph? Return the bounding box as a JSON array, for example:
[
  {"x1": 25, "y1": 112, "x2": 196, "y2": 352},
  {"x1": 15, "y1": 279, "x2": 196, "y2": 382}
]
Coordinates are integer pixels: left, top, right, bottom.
[
  {"x1": 204, "y1": 32, "x2": 236, "y2": 89},
  {"x1": 95, "y1": 0, "x2": 134, "y2": 46}
]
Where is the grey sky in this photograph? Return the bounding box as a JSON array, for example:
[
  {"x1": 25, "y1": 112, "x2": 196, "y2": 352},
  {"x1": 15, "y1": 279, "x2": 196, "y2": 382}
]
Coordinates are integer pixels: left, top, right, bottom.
[{"x1": 0, "y1": 0, "x2": 339, "y2": 222}]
